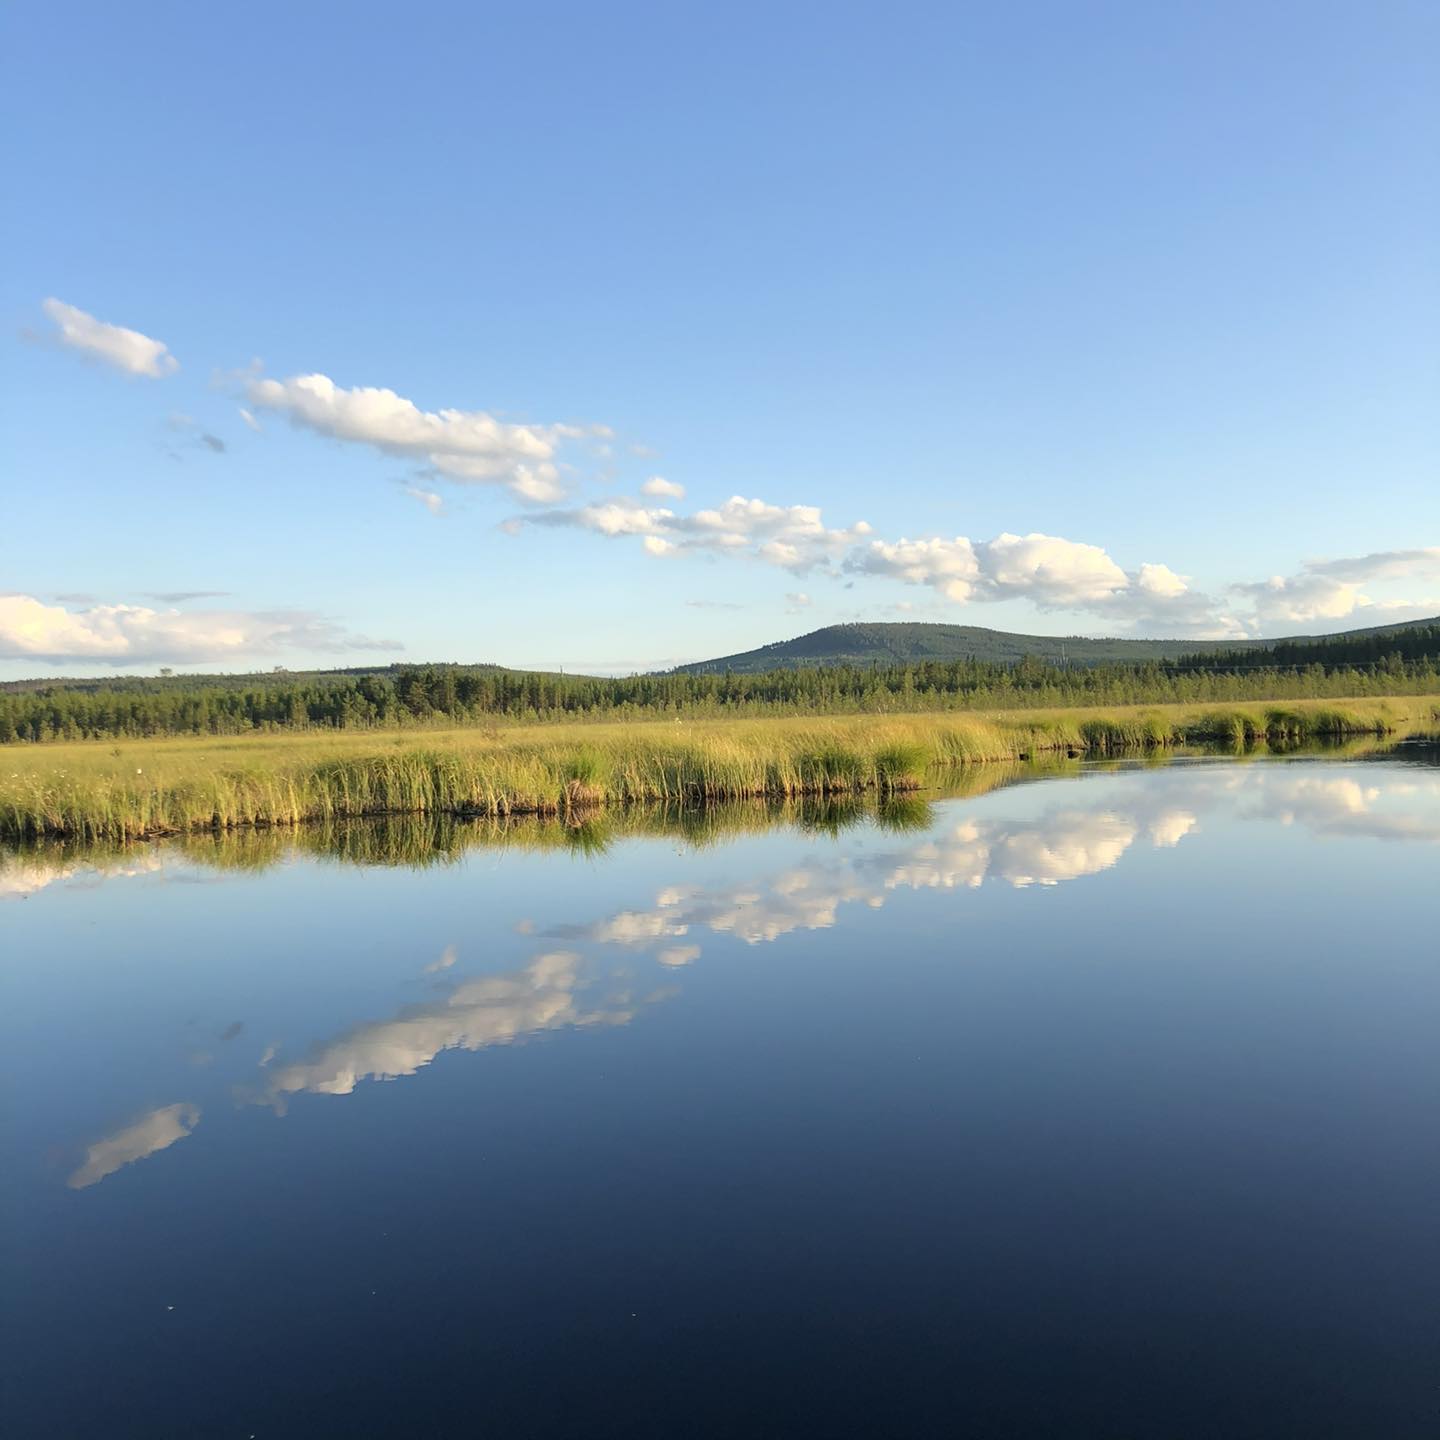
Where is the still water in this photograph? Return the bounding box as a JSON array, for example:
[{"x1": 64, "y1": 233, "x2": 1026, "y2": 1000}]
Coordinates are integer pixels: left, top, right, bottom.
[{"x1": 3, "y1": 751, "x2": 1439, "y2": 1438}]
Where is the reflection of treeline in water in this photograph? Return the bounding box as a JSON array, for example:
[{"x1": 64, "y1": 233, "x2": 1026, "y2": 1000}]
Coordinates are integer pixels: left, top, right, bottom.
[
  {"x1": 3, "y1": 640, "x2": 1439, "y2": 743},
  {"x1": 8, "y1": 778, "x2": 1034, "y2": 880},
  {"x1": 4, "y1": 701, "x2": 1435, "y2": 842}
]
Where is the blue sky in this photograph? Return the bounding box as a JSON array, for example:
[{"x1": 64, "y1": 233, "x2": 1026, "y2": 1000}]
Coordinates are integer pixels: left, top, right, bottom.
[{"x1": 3, "y1": 0, "x2": 1437, "y2": 676}]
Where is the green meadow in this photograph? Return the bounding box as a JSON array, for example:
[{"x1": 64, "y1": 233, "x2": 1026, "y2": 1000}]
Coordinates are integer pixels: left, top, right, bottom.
[{"x1": 4, "y1": 695, "x2": 1437, "y2": 843}]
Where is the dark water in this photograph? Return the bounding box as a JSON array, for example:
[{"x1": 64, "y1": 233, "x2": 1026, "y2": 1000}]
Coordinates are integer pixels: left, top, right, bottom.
[{"x1": 4, "y1": 751, "x2": 1439, "y2": 1438}]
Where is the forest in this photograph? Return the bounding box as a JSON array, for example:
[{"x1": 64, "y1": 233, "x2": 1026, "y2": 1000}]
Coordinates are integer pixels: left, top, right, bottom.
[{"x1": 2, "y1": 624, "x2": 1438, "y2": 743}]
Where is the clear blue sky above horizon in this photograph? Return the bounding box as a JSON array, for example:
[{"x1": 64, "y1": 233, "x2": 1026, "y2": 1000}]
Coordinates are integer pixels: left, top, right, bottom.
[{"x1": 3, "y1": 0, "x2": 1437, "y2": 676}]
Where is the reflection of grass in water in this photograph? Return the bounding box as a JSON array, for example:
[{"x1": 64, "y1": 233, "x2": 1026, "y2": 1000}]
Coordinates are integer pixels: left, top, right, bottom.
[
  {"x1": 873, "y1": 794, "x2": 936, "y2": 833},
  {"x1": 3, "y1": 697, "x2": 1435, "y2": 842},
  {"x1": 5, "y1": 768, "x2": 1040, "y2": 881},
  {"x1": 1083, "y1": 732, "x2": 1410, "y2": 775}
]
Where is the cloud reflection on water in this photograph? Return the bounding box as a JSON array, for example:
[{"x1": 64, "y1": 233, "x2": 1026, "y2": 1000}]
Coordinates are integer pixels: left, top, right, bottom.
[
  {"x1": 67, "y1": 1102, "x2": 201, "y2": 1189},
  {"x1": 256, "y1": 951, "x2": 635, "y2": 1109},
  {"x1": 1245, "y1": 774, "x2": 1440, "y2": 843},
  {"x1": 30, "y1": 759, "x2": 1440, "y2": 1172},
  {"x1": 1, "y1": 851, "x2": 169, "y2": 902},
  {"x1": 550, "y1": 767, "x2": 1439, "y2": 973}
]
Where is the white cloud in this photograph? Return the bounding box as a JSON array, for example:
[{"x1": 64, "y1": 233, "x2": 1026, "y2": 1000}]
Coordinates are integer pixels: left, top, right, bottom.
[
  {"x1": 852, "y1": 532, "x2": 1130, "y2": 608},
  {"x1": 522, "y1": 494, "x2": 1259, "y2": 633},
  {"x1": 1230, "y1": 548, "x2": 1440, "y2": 629},
  {"x1": 640, "y1": 475, "x2": 685, "y2": 499},
  {"x1": 786, "y1": 592, "x2": 812, "y2": 610},
  {"x1": 405, "y1": 485, "x2": 444, "y2": 516},
  {"x1": 981, "y1": 532, "x2": 1128, "y2": 605},
  {"x1": 0, "y1": 595, "x2": 399, "y2": 665},
  {"x1": 1304, "y1": 548, "x2": 1440, "y2": 584},
  {"x1": 238, "y1": 407, "x2": 261, "y2": 431},
  {"x1": 850, "y1": 535, "x2": 982, "y2": 602},
  {"x1": 1135, "y1": 563, "x2": 1190, "y2": 599},
  {"x1": 41, "y1": 298, "x2": 178, "y2": 378},
  {"x1": 526, "y1": 494, "x2": 873, "y2": 575},
  {"x1": 1234, "y1": 573, "x2": 1362, "y2": 626},
  {"x1": 844, "y1": 530, "x2": 1245, "y2": 633},
  {"x1": 245, "y1": 371, "x2": 606, "y2": 503},
  {"x1": 513, "y1": 480, "x2": 1438, "y2": 636}
]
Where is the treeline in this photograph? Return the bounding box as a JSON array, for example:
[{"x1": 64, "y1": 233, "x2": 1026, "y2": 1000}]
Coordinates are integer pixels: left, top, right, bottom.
[
  {"x1": 1175, "y1": 623, "x2": 1440, "y2": 671},
  {"x1": 3, "y1": 649, "x2": 1438, "y2": 743}
]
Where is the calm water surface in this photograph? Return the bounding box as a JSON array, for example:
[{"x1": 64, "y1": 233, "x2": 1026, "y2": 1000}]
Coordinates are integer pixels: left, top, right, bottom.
[{"x1": 3, "y1": 752, "x2": 1439, "y2": 1438}]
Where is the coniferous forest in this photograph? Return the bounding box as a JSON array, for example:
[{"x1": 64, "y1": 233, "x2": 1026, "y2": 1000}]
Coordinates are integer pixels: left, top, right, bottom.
[{"x1": 3, "y1": 622, "x2": 1438, "y2": 743}]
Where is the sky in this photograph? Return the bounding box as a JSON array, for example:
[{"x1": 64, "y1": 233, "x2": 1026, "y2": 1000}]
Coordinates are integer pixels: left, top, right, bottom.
[{"x1": 2, "y1": 0, "x2": 1437, "y2": 677}]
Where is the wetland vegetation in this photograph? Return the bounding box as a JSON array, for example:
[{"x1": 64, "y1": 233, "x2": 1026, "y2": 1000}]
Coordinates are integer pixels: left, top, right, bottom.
[{"x1": 3, "y1": 697, "x2": 1436, "y2": 842}]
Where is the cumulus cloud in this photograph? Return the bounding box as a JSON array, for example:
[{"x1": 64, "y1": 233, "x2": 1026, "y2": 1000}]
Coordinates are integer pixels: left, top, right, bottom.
[
  {"x1": 500, "y1": 437, "x2": 1439, "y2": 633},
  {"x1": 245, "y1": 371, "x2": 607, "y2": 503},
  {"x1": 845, "y1": 530, "x2": 1246, "y2": 635},
  {"x1": 1232, "y1": 548, "x2": 1440, "y2": 629},
  {"x1": 849, "y1": 535, "x2": 982, "y2": 602},
  {"x1": 68, "y1": 1103, "x2": 200, "y2": 1189},
  {"x1": 0, "y1": 595, "x2": 399, "y2": 665},
  {"x1": 40, "y1": 298, "x2": 179, "y2": 378},
  {"x1": 525, "y1": 494, "x2": 874, "y2": 575},
  {"x1": 1136, "y1": 563, "x2": 1190, "y2": 599},
  {"x1": 520, "y1": 493, "x2": 1252, "y2": 635},
  {"x1": 786, "y1": 592, "x2": 812, "y2": 611},
  {"x1": 520, "y1": 481, "x2": 1435, "y2": 636},
  {"x1": 851, "y1": 531, "x2": 1129, "y2": 608},
  {"x1": 981, "y1": 532, "x2": 1129, "y2": 605}
]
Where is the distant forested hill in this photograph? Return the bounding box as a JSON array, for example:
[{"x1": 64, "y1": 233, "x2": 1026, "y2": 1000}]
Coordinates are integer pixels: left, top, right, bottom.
[
  {"x1": 2, "y1": 617, "x2": 1436, "y2": 743},
  {"x1": 671, "y1": 618, "x2": 1440, "y2": 674}
]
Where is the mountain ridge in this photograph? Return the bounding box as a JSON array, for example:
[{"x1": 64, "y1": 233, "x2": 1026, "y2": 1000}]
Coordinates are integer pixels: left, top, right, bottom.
[{"x1": 668, "y1": 616, "x2": 1440, "y2": 674}]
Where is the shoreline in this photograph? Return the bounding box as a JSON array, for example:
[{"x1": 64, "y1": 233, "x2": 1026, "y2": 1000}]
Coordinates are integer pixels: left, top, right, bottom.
[{"x1": 4, "y1": 697, "x2": 1437, "y2": 843}]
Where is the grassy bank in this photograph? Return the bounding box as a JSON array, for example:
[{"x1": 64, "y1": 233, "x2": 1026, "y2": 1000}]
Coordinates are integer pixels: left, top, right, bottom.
[
  {"x1": 3, "y1": 696, "x2": 1436, "y2": 842},
  {"x1": 6, "y1": 774, "x2": 1038, "y2": 891}
]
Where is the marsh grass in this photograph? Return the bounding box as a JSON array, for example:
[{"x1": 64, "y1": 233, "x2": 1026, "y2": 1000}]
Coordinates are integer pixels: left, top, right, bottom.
[{"x1": 3, "y1": 696, "x2": 1435, "y2": 842}]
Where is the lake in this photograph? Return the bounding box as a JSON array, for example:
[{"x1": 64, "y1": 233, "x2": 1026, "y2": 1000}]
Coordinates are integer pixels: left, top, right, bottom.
[{"x1": 4, "y1": 748, "x2": 1439, "y2": 1438}]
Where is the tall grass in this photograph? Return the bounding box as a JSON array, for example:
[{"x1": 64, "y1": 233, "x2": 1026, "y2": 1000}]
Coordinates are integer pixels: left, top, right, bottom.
[{"x1": 2, "y1": 696, "x2": 1435, "y2": 842}]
